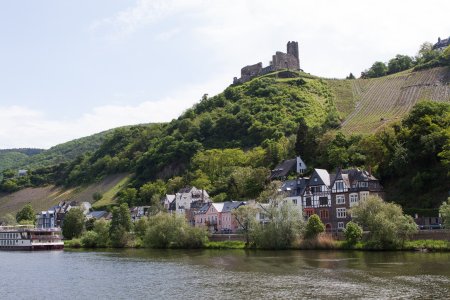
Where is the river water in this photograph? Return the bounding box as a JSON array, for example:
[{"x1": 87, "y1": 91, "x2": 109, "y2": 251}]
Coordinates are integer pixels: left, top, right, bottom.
[{"x1": 0, "y1": 249, "x2": 449, "y2": 299}]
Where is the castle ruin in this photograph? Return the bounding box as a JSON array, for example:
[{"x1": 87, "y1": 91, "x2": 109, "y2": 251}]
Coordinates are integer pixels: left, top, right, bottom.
[{"x1": 233, "y1": 41, "x2": 300, "y2": 84}]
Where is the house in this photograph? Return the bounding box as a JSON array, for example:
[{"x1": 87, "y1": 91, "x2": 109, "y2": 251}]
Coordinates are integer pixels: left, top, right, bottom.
[
  {"x1": 45, "y1": 201, "x2": 92, "y2": 227},
  {"x1": 162, "y1": 194, "x2": 176, "y2": 210},
  {"x1": 17, "y1": 170, "x2": 28, "y2": 177},
  {"x1": 86, "y1": 210, "x2": 110, "y2": 220},
  {"x1": 36, "y1": 210, "x2": 56, "y2": 228},
  {"x1": 433, "y1": 36, "x2": 450, "y2": 51},
  {"x1": 130, "y1": 206, "x2": 150, "y2": 222},
  {"x1": 279, "y1": 178, "x2": 308, "y2": 211},
  {"x1": 302, "y1": 168, "x2": 333, "y2": 229},
  {"x1": 255, "y1": 203, "x2": 270, "y2": 225},
  {"x1": 329, "y1": 168, "x2": 384, "y2": 231},
  {"x1": 169, "y1": 186, "x2": 211, "y2": 216},
  {"x1": 194, "y1": 201, "x2": 245, "y2": 233},
  {"x1": 270, "y1": 156, "x2": 307, "y2": 180},
  {"x1": 279, "y1": 166, "x2": 384, "y2": 232}
]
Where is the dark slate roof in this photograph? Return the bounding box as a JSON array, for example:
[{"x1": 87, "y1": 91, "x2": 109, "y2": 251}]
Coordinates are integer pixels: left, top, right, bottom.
[
  {"x1": 342, "y1": 168, "x2": 377, "y2": 183},
  {"x1": 222, "y1": 201, "x2": 245, "y2": 213},
  {"x1": 88, "y1": 211, "x2": 108, "y2": 219},
  {"x1": 270, "y1": 159, "x2": 297, "y2": 179},
  {"x1": 197, "y1": 203, "x2": 210, "y2": 214},
  {"x1": 280, "y1": 178, "x2": 308, "y2": 197}
]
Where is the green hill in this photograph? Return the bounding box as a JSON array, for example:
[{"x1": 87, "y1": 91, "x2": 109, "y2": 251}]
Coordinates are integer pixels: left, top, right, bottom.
[{"x1": 1, "y1": 66, "x2": 449, "y2": 217}]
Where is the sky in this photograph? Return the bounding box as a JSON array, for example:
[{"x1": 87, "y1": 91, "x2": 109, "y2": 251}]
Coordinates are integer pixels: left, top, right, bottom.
[{"x1": 1, "y1": 0, "x2": 449, "y2": 149}]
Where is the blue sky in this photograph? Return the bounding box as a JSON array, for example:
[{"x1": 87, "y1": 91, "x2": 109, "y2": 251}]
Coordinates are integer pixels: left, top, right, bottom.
[{"x1": 1, "y1": 0, "x2": 449, "y2": 149}]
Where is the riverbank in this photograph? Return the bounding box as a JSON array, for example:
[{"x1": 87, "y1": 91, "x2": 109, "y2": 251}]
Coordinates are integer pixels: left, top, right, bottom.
[{"x1": 64, "y1": 238, "x2": 450, "y2": 252}]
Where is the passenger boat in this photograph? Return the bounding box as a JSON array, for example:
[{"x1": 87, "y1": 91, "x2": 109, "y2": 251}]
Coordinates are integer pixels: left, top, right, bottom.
[{"x1": 0, "y1": 225, "x2": 64, "y2": 250}]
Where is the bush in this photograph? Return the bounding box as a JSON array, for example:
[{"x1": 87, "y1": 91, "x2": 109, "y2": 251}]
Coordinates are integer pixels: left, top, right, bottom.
[
  {"x1": 304, "y1": 214, "x2": 325, "y2": 239},
  {"x1": 62, "y1": 208, "x2": 85, "y2": 239},
  {"x1": 344, "y1": 221, "x2": 362, "y2": 247},
  {"x1": 93, "y1": 219, "x2": 110, "y2": 247},
  {"x1": 81, "y1": 231, "x2": 99, "y2": 248},
  {"x1": 251, "y1": 201, "x2": 303, "y2": 249},
  {"x1": 351, "y1": 196, "x2": 418, "y2": 249},
  {"x1": 144, "y1": 213, "x2": 208, "y2": 249}
]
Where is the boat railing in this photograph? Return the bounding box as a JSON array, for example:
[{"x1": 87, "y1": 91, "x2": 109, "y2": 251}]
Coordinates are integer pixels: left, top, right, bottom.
[
  {"x1": 0, "y1": 225, "x2": 35, "y2": 231},
  {"x1": 0, "y1": 225, "x2": 61, "y2": 232}
]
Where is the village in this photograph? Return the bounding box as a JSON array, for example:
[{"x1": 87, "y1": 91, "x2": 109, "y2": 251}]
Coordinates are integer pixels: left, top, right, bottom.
[{"x1": 32, "y1": 156, "x2": 441, "y2": 236}]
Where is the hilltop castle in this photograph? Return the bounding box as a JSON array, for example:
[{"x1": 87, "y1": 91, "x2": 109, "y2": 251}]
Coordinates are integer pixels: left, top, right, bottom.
[{"x1": 233, "y1": 41, "x2": 300, "y2": 84}]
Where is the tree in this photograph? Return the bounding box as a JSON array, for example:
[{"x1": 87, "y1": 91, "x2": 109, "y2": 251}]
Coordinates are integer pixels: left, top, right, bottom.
[
  {"x1": 443, "y1": 46, "x2": 450, "y2": 65},
  {"x1": 416, "y1": 42, "x2": 440, "y2": 64},
  {"x1": 144, "y1": 213, "x2": 208, "y2": 248},
  {"x1": 366, "y1": 61, "x2": 387, "y2": 78},
  {"x1": 62, "y1": 208, "x2": 85, "y2": 239},
  {"x1": 0, "y1": 213, "x2": 17, "y2": 226},
  {"x1": 294, "y1": 118, "x2": 309, "y2": 159},
  {"x1": 351, "y1": 196, "x2": 417, "y2": 248},
  {"x1": 109, "y1": 203, "x2": 132, "y2": 247},
  {"x1": 16, "y1": 204, "x2": 36, "y2": 224},
  {"x1": 387, "y1": 54, "x2": 413, "y2": 74},
  {"x1": 117, "y1": 188, "x2": 138, "y2": 207},
  {"x1": 252, "y1": 184, "x2": 304, "y2": 249},
  {"x1": 139, "y1": 180, "x2": 167, "y2": 204},
  {"x1": 304, "y1": 214, "x2": 325, "y2": 239},
  {"x1": 344, "y1": 221, "x2": 363, "y2": 246},
  {"x1": 439, "y1": 197, "x2": 450, "y2": 228},
  {"x1": 232, "y1": 205, "x2": 258, "y2": 246},
  {"x1": 93, "y1": 219, "x2": 110, "y2": 247},
  {"x1": 346, "y1": 73, "x2": 355, "y2": 79}
]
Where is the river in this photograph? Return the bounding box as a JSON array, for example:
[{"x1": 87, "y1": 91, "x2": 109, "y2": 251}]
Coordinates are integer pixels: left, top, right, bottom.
[{"x1": 0, "y1": 249, "x2": 449, "y2": 299}]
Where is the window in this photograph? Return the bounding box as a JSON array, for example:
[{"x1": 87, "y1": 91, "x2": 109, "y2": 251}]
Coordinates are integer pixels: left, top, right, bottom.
[
  {"x1": 304, "y1": 209, "x2": 314, "y2": 218},
  {"x1": 319, "y1": 197, "x2": 328, "y2": 206},
  {"x1": 359, "y1": 181, "x2": 368, "y2": 188},
  {"x1": 360, "y1": 192, "x2": 369, "y2": 201},
  {"x1": 335, "y1": 181, "x2": 344, "y2": 191},
  {"x1": 350, "y1": 194, "x2": 359, "y2": 207},
  {"x1": 311, "y1": 186, "x2": 321, "y2": 193},
  {"x1": 305, "y1": 197, "x2": 312, "y2": 207},
  {"x1": 336, "y1": 195, "x2": 345, "y2": 205},
  {"x1": 292, "y1": 199, "x2": 297, "y2": 205},
  {"x1": 336, "y1": 208, "x2": 347, "y2": 218},
  {"x1": 319, "y1": 209, "x2": 329, "y2": 219},
  {"x1": 338, "y1": 222, "x2": 345, "y2": 229}
]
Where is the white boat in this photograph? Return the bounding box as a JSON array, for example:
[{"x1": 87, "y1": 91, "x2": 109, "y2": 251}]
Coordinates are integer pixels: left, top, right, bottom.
[{"x1": 0, "y1": 225, "x2": 64, "y2": 250}]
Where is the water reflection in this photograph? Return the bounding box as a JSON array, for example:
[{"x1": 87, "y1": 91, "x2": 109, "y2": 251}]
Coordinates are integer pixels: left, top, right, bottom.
[{"x1": 1, "y1": 249, "x2": 449, "y2": 299}]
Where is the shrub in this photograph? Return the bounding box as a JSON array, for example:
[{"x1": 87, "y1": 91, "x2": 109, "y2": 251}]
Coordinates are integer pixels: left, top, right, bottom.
[
  {"x1": 81, "y1": 231, "x2": 99, "y2": 248},
  {"x1": 344, "y1": 221, "x2": 362, "y2": 247},
  {"x1": 304, "y1": 214, "x2": 325, "y2": 239},
  {"x1": 251, "y1": 201, "x2": 303, "y2": 249},
  {"x1": 351, "y1": 196, "x2": 418, "y2": 249},
  {"x1": 144, "y1": 213, "x2": 208, "y2": 249}
]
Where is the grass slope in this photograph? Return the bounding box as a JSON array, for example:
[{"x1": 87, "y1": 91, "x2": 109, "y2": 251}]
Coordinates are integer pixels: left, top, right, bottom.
[
  {"x1": 327, "y1": 67, "x2": 450, "y2": 134},
  {"x1": 0, "y1": 173, "x2": 130, "y2": 217}
]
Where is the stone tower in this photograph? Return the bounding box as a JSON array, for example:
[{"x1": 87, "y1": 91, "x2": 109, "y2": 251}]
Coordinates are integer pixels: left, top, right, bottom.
[{"x1": 286, "y1": 41, "x2": 300, "y2": 69}]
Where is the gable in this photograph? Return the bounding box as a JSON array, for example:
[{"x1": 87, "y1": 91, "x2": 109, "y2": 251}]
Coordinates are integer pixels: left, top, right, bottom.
[{"x1": 310, "y1": 169, "x2": 330, "y2": 186}]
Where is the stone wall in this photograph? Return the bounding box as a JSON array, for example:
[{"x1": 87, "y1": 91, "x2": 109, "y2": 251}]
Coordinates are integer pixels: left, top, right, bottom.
[
  {"x1": 233, "y1": 41, "x2": 300, "y2": 84},
  {"x1": 241, "y1": 62, "x2": 263, "y2": 77},
  {"x1": 271, "y1": 51, "x2": 299, "y2": 70}
]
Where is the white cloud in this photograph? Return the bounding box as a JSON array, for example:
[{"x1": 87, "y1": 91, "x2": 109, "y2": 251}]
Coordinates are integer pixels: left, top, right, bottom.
[
  {"x1": 90, "y1": 0, "x2": 202, "y2": 39},
  {"x1": 0, "y1": 76, "x2": 227, "y2": 149},
  {"x1": 92, "y1": 0, "x2": 450, "y2": 77}
]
